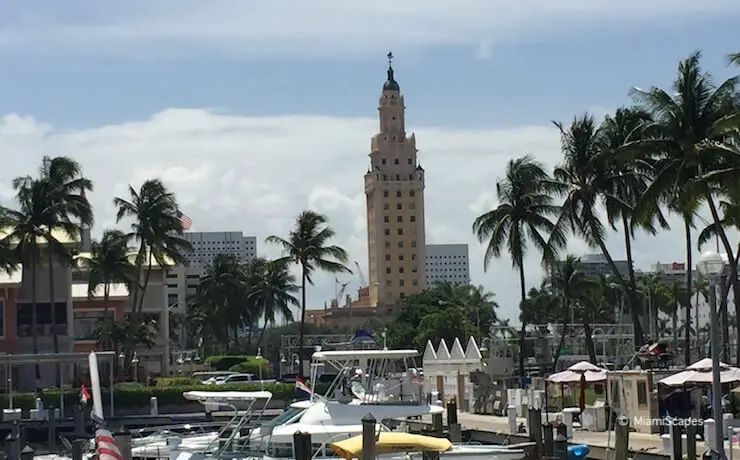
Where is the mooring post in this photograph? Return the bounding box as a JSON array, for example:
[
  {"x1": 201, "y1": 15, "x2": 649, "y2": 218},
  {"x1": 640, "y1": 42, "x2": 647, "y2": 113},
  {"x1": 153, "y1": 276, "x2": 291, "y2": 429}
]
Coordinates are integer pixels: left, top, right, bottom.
[
  {"x1": 614, "y1": 417, "x2": 630, "y2": 460},
  {"x1": 47, "y1": 406, "x2": 57, "y2": 450},
  {"x1": 543, "y1": 421, "x2": 554, "y2": 457},
  {"x1": 20, "y1": 445, "x2": 34, "y2": 460},
  {"x1": 554, "y1": 423, "x2": 568, "y2": 460},
  {"x1": 72, "y1": 438, "x2": 86, "y2": 460},
  {"x1": 431, "y1": 412, "x2": 443, "y2": 436},
  {"x1": 670, "y1": 424, "x2": 683, "y2": 460},
  {"x1": 293, "y1": 431, "x2": 312, "y2": 460},
  {"x1": 115, "y1": 426, "x2": 133, "y2": 460},
  {"x1": 528, "y1": 408, "x2": 543, "y2": 460},
  {"x1": 362, "y1": 413, "x2": 377, "y2": 460},
  {"x1": 5, "y1": 431, "x2": 19, "y2": 460},
  {"x1": 73, "y1": 404, "x2": 84, "y2": 435},
  {"x1": 686, "y1": 423, "x2": 698, "y2": 460},
  {"x1": 447, "y1": 399, "x2": 461, "y2": 443}
]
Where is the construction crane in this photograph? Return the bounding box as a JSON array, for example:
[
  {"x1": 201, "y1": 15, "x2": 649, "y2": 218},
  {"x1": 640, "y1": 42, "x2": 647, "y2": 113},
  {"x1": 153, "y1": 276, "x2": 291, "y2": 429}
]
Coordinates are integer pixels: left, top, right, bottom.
[
  {"x1": 354, "y1": 261, "x2": 366, "y2": 286},
  {"x1": 335, "y1": 279, "x2": 350, "y2": 306}
]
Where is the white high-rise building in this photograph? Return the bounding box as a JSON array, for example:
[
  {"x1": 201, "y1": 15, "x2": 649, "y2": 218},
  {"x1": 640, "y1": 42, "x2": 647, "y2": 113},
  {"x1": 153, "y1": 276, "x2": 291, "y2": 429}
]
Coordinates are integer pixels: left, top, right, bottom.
[
  {"x1": 425, "y1": 244, "x2": 470, "y2": 285},
  {"x1": 167, "y1": 232, "x2": 258, "y2": 340}
]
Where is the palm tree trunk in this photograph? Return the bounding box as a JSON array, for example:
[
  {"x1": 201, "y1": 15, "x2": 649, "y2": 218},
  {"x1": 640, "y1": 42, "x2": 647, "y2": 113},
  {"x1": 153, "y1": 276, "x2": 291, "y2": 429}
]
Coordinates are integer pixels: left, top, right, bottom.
[
  {"x1": 552, "y1": 319, "x2": 568, "y2": 371},
  {"x1": 622, "y1": 217, "x2": 642, "y2": 339},
  {"x1": 31, "y1": 251, "x2": 41, "y2": 383},
  {"x1": 694, "y1": 290, "x2": 701, "y2": 361},
  {"x1": 596, "y1": 239, "x2": 644, "y2": 346},
  {"x1": 516, "y1": 264, "x2": 528, "y2": 385},
  {"x1": 672, "y1": 311, "x2": 678, "y2": 349},
  {"x1": 298, "y1": 264, "x2": 308, "y2": 379},
  {"x1": 48, "y1": 250, "x2": 60, "y2": 389},
  {"x1": 256, "y1": 319, "x2": 268, "y2": 349},
  {"x1": 583, "y1": 321, "x2": 597, "y2": 364},
  {"x1": 683, "y1": 219, "x2": 693, "y2": 365}
]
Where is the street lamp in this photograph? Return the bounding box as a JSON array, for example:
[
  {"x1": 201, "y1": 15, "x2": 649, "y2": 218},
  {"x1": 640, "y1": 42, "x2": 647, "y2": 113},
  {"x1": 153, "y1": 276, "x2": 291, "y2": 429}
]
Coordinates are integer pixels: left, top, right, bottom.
[
  {"x1": 697, "y1": 250, "x2": 725, "y2": 459},
  {"x1": 131, "y1": 352, "x2": 140, "y2": 383},
  {"x1": 256, "y1": 348, "x2": 264, "y2": 390}
]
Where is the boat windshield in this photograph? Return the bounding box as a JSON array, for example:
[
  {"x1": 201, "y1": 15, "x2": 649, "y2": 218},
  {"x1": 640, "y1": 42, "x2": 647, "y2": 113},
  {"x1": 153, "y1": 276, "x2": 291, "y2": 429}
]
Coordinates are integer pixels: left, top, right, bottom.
[{"x1": 267, "y1": 406, "x2": 305, "y2": 426}]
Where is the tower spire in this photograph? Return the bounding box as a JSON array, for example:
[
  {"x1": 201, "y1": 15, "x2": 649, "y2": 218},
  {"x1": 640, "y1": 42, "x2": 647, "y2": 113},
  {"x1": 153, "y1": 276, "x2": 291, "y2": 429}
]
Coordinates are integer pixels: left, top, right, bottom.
[{"x1": 383, "y1": 51, "x2": 400, "y2": 91}]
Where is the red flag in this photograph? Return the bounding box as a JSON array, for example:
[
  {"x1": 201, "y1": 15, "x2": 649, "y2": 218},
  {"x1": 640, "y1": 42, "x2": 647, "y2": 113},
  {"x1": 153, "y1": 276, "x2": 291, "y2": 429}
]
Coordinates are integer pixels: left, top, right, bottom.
[{"x1": 81, "y1": 384, "x2": 91, "y2": 404}]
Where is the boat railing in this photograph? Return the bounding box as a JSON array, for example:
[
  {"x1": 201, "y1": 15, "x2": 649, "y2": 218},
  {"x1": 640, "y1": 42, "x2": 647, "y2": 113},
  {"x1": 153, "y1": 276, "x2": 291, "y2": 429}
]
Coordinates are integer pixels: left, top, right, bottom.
[{"x1": 201, "y1": 398, "x2": 269, "y2": 456}]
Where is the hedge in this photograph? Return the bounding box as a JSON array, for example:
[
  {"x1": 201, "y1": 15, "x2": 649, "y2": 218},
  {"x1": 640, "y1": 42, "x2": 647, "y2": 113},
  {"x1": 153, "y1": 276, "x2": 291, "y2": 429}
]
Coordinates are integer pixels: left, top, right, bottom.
[
  {"x1": 205, "y1": 355, "x2": 266, "y2": 371},
  {"x1": 0, "y1": 382, "x2": 330, "y2": 410}
]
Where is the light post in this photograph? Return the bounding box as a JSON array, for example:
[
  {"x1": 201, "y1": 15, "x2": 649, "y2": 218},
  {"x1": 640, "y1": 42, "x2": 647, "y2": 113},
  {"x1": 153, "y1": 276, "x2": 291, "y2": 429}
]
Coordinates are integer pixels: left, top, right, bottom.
[
  {"x1": 381, "y1": 328, "x2": 388, "y2": 350},
  {"x1": 256, "y1": 348, "x2": 264, "y2": 390},
  {"x1": 697, "y1": 250, "x2": 725, "y2": 459},
  {"x1": 131, "y1": 352, "x2": 140, "y2": 383}
]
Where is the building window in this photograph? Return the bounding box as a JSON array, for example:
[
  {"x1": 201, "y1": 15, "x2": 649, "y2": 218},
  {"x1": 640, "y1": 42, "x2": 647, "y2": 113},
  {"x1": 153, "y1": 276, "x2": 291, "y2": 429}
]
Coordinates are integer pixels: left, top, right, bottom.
[
  {"x1": 73, "y1": 310, "x2": 113, "y2": 340},
  {"x1": 410, "y1": 202, "x2": 415, "y2": 210},
  {"x1": 637, "y1": 381, "x2": 648, "y2": 408},
  {"x1": 410, "y1": 190, "x2": 415, "y2": 197},
  {"x1": 411, "y1": 240, "x2": 416, "y2": 247},
  {"x1": 167, "y1": 294, "x2": 178, "y2": 307},
  {"x1": 398, "y1": 255, "x2": 404, "y2": 261},
  {"x1": 16, "y1": 302, "x2": 68, "y2": 337},
  {"x1": 413, "y1": 279, "x2": 418, "y2": 286},
  {"x1": 399, "y1": 280, "x2": 405, "y2": 287},
  {"x1": 383, "y1": 174, "x2": 388, "y2": 180},
  {"x1": 410, "y1": 215, "x2": 416, "y2": 222},
  {"x1": 384, "y1": 228, "x2": 390, "y2": 236},
  {"x1": 397, "y1": 229, "x2": 403, "y2": 235},
  {"x1": 396, "y1": 191, "x2": 402, "y2": 198},
  {"x1": 408, "y1": 158, "x2": 412, "y2": 165},
  {"x1": 412, "y1": 254, "x2": 417, "y2": 260},
  {"x1": 383, "y1": 190, "x2": 389, "y2": 198},
  {"x1": 397, "y1": 216, "x2": 403, "y2": 223},
  {"x1": 408, "y1": 174, "x2": 413, "y2": 180},
  {"x1": 382, "y1": 158, "x2": 387, "y2": 165},
  {"x1": 400, "y1": 293, "x2": 405, "y2": 298},
  {"x1": 385, "y1": 254, "x2": 391, "y2": 261},
  {"x1": 394, "y1": 159, "x2": 399, "y2": 165},
  {"x1": 412, "y1": 266, "x2": 418, "y2": 273},
  {"x1": 386, "y1": 280, "x2": 392, "y2": 286},
  {"x1": 398, "y1": 241, "x2": 404, "y2": 248},
  {"x1": 384, "y1": 216, "x2": 390, "y2": 223},
  {"x1": 399, "y1": 267, "x2": 405, "y2": 274},
  {"x1": 385, "y1": 242, "x2": 391, "y2": 249},
  {"x1": 386, "y1": 267, "x2": 391, "y2": 274},
  {"x1": 397, "y1": 203, "x2": 402, "y2": 210},
  {"x1": 383, "y1": 203, "x2": 389, "y2": 210}
]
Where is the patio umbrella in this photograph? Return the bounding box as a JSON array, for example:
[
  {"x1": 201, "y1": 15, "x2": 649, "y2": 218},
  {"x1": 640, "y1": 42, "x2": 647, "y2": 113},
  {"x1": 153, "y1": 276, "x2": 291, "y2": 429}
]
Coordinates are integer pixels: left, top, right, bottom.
[{"x1": 658, "y1": 358, "x2": 740, "y2": 386}]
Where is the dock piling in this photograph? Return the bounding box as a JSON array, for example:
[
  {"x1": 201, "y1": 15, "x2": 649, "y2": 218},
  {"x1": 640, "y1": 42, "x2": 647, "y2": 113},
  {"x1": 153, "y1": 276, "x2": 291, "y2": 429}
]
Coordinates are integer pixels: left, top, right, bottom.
[
  {"x1": 47, "y1": 406, "x2": 57, "y2": 449},
  {"x1": 73, "y1": 405, "x2": 84, "y2": 435},
  {"x1": 20, "y1": 445, "x2": 34, "y2": 460},
  {"x1": 115, "y1": 426, "x2": 133, "y2": 460},
  {"x1": 543, "y1": 422, "x2": 554, "y2": 457},
  {"x1": 362, "y1": 413, "x2": 377, "y2": 460},
  {"x1": 293, "y1": 431, "x2": 312, "y2": 460},
  {"x1": 447, "y1": 399, "x2": 462, "y2": 443},
  {"x1": 614, "y1": 417, "x2": 629, "y2": 460},
  {"x1": 686, "y1": 423, "x2": 698, "y2": 460},
  {"x1": 71, "y1": 438, "x2": 86, "y2": 460},
  {"x1": 670, "y1": 424, "x2": 683, "y2": 460},
  {"x1": 554, "y1": 423, "x2": 568, "y2": 460}
]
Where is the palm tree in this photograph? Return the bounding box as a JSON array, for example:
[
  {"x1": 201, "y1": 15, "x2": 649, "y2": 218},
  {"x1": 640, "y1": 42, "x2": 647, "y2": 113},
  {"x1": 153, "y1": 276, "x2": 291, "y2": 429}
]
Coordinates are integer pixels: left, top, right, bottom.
[
  {"x1": 198, "y1": 253, "x2": 248, "y2": 352},
  {"x1": 248, "y1": 258, "x2": 299, "y2": 348},
  {"x1": 472, "y1": 155, "x2": 565, "y2": 381},
  {"x1": 266, "y1": 210, "x2": 351, "y2": 377},
  {"x1": 77, "y1": 229, "x2": 134, "y2": 349},
  {"x1": 729, "y1": 52, "x2": 740, "y2": 67},
  {"x1": 551, "y1": 114, "x2": 645, "y2": 346},
  {"x1": 0, "y1": 228, "x2": 18, "y2": 274},
  {"x1": 632, "y1": 51, "x2": 740, "y2": 363},
  {"x1": 114, "y1": 179, "x2": 192, "y2": 355}
]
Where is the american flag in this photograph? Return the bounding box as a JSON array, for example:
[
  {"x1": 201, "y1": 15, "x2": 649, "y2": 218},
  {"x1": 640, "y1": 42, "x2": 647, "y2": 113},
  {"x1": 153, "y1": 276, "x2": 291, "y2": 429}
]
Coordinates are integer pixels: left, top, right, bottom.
[{"x1": 176, "y1": 209, "x2": 192, "y2": 231}]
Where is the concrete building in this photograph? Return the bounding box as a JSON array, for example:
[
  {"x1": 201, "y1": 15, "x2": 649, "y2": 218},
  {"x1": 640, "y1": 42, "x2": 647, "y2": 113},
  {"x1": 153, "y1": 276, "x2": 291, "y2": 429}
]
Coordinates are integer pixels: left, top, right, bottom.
[
  {"x1": 167, "y1": 231, "x2": 258, "y2": 318},
  {"x1": 425, "y1": 244, "x2": 470, "y2": 285},
  {"x1": 364, "y1": 55, "x2": 427, "y2": 310},
  {"x1": 576, "y1": 253, "x2": 629, "y2": 277},
  {"x1": 650, "y1": 262, "x2": 696, "y2": 285}
]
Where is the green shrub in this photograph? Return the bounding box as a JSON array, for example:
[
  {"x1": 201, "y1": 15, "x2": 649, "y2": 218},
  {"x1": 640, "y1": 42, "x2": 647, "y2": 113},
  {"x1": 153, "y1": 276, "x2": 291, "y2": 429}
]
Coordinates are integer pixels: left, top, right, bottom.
[
  {"x1": 205, "y1": 355, "x2": 268, "y2": 372},
  {"x1": 157, "y1": 377, "x2": 201, "y2": 387},
  {"x1": 0, "y1": 382, "x2": 330, "y2": 410},
  {"x1": 228, "y1": 361, "x2": 273, "y2": 377}
]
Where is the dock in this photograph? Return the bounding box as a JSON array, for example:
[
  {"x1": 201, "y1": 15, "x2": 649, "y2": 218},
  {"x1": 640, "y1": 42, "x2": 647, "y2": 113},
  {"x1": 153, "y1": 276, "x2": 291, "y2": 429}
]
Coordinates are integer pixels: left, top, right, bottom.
[{"x1": 424, "y1": 412, "x2": 740, "y2": 459}]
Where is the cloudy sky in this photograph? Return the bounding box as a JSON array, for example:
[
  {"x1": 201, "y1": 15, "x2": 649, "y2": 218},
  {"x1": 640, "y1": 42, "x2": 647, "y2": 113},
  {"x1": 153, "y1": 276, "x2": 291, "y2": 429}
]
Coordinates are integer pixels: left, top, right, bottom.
[{"x1": 0, "y1": 1, "x2": 738, "y2": 322}]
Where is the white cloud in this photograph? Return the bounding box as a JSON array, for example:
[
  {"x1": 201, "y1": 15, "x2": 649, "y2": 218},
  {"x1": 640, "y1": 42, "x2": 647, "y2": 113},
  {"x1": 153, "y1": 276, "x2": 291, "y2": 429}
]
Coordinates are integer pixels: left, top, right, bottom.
[
  {"x1": 0, "y1": 108, "x2": 729, "y2": 323},
  {"x1": 0, "y1": 0, "x2": 737, "y2": 58}
]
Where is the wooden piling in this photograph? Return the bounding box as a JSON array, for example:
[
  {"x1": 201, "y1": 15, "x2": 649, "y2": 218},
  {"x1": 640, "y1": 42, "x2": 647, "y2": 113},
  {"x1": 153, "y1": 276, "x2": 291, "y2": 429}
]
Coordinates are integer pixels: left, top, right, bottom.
[
  {"x1": 670, "y1": 424, "x2": 683, "y2": 460},
  {"x1": 293, "y1": 431, "x2": 312, "y2": 460},
  {"x1": 614, "y1": 418, "x2": 630, "y2": 460},
  {"x1": 362, "y1": 413, "x2": 377, "y2": 460}
]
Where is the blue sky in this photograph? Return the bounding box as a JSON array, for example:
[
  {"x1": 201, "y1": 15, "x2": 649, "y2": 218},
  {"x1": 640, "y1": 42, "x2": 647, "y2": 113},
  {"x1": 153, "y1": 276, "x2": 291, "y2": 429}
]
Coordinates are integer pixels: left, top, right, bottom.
[{"x1": 0, "y1": 1, "x2": 739, "y2": 320}]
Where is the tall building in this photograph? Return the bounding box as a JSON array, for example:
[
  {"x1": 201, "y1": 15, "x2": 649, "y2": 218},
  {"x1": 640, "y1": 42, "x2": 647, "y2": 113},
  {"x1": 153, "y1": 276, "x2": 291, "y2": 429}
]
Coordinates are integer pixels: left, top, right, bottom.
[
  {"x1": 426, "y1": 244, "x2": 470, "y2": 285},
  {"x1": 181, "y1": 231, "x2": 257, "y2": 268},
  {"x1": 364, "y1": 54, "x2": 427, "y2": 309}
]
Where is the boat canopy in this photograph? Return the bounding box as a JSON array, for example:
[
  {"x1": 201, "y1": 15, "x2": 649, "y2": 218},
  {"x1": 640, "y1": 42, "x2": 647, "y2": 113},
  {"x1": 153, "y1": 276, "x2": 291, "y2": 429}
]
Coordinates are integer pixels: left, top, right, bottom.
[
  {"x1": 331, "y1": 432, "x2": 452, "y2": 458},
  {"x1": 182, "y1": 390, "x2": 273, "y2": 402},
  {"x1": 312, "y1": 349, "x2": 418, "y2": 361}
]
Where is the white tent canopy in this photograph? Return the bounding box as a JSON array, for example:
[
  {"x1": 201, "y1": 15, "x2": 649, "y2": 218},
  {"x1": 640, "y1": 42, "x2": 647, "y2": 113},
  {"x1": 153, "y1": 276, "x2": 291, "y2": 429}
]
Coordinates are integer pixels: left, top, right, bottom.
[
  {"x1": 547, "y1": 361, "x2": 607, "y2": 383},
  {"x1": 658, "y1": 358, "x2": 740, "y2": 387}
]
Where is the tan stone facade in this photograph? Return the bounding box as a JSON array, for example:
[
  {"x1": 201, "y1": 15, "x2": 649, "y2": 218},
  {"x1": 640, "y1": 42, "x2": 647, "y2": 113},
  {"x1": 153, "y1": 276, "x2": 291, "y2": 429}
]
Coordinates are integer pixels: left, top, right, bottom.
[{"x1": 364, "y1": 62, "x2": 427, "y2": 311}]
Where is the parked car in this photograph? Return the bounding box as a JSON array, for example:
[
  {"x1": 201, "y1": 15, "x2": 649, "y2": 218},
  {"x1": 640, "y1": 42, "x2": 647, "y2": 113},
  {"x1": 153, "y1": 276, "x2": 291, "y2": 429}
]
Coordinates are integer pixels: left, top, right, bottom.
[{"x1": 204, "y1": 373, "x2": 275, "y2": 385}]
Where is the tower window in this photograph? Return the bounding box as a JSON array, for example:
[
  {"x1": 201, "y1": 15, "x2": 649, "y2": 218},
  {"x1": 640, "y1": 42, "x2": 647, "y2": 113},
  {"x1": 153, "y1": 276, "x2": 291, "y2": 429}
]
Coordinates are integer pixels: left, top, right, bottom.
[
  {"x1": 400, "y1": 293, "x2": 405, "y2": 298},
  {"x1": 385, "y1": 242, "x2": 391, "y2": 249},
  {"x1": 408, "y1": 158, "x2": 412, "y2": 165},
  {"x1": 410, "y1": 216, "x2": 416, "y2": 222},
  {"x1": 385, "y1": 254, "x2": 391, "y2": 261},
  {"x1": 394, "y1": 158, "x2": 399, "y2": 165},
  {"x1": 383, "y1": 174, "x2": 388, "y2": 180},
  {"x1": 409, "y1": 190, "x2": 415, "y2": 197},
  {"x1": 383, "y1": 190, "x2": 389, "y2": 198},
  {"x1": 397, "y1": 216, "x2": 403, "y2": 223},
  {"x1": 399, "y1": 279, "x2": 405, "y2": 286},
  {"x1": 397, "y1": 229, "x2": 403, "y2": 235},
  {"x1": 383, "y1": 203, "x2": 389, "y2": 210},
  {"x1": 392, "y1": 116, "x2": 396, "y2": 120},
  {"x1": 396, "y1": 174, "x2": 400, "y2": 180},
  {"x1": 412, "y1": 266, "x2": 418, "y2": 273},
  {"x1": 398, "y1": 255, "x2": 405, "y2": 261},
  {"x1": 384, "y1": 229, "x2": 390, "y2": 236},
  {"x1": 382, "y1": 158, "x2": 387, "y2": 165},
  {"x1": 386, "y1": 267, "x2": 391, "y2": 274},
  {"x1": 384, "y1": 216, "x2": 390, "y2": 223},
  {"x1": 399, "y1": 267, "x2": 405, "y2": 274},
  {"x1": 411, "y1": 240, "x2": 416, "y2": 248},
  {"x1": 386, "y1": 280, "x2": 392, "y2": 286},
  {"x1": 397, "y1": 203, "x2": 402, "y2": 210},
  {"x1": 408, "y1": 174, "x2": 413, "y2": 180},
  {"x1": 396, "y1": 191, "x2": 402, "y2": 198},
  {"x1": 398, "y1": 241, "x2": 404, "y2": 248},
  {"x1": 412, "y1": 254, "x2": 417, "y2": 261},
  {"x1": 412, "y1": 279, "x2": 418, "y2": 286}
]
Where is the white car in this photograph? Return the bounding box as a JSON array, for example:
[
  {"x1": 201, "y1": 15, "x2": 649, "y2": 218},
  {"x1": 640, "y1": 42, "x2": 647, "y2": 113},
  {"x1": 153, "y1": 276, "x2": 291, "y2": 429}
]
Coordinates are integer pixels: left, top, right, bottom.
[{"x1": 204, "y1": 373, "x2": 275, "y2": 385}]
